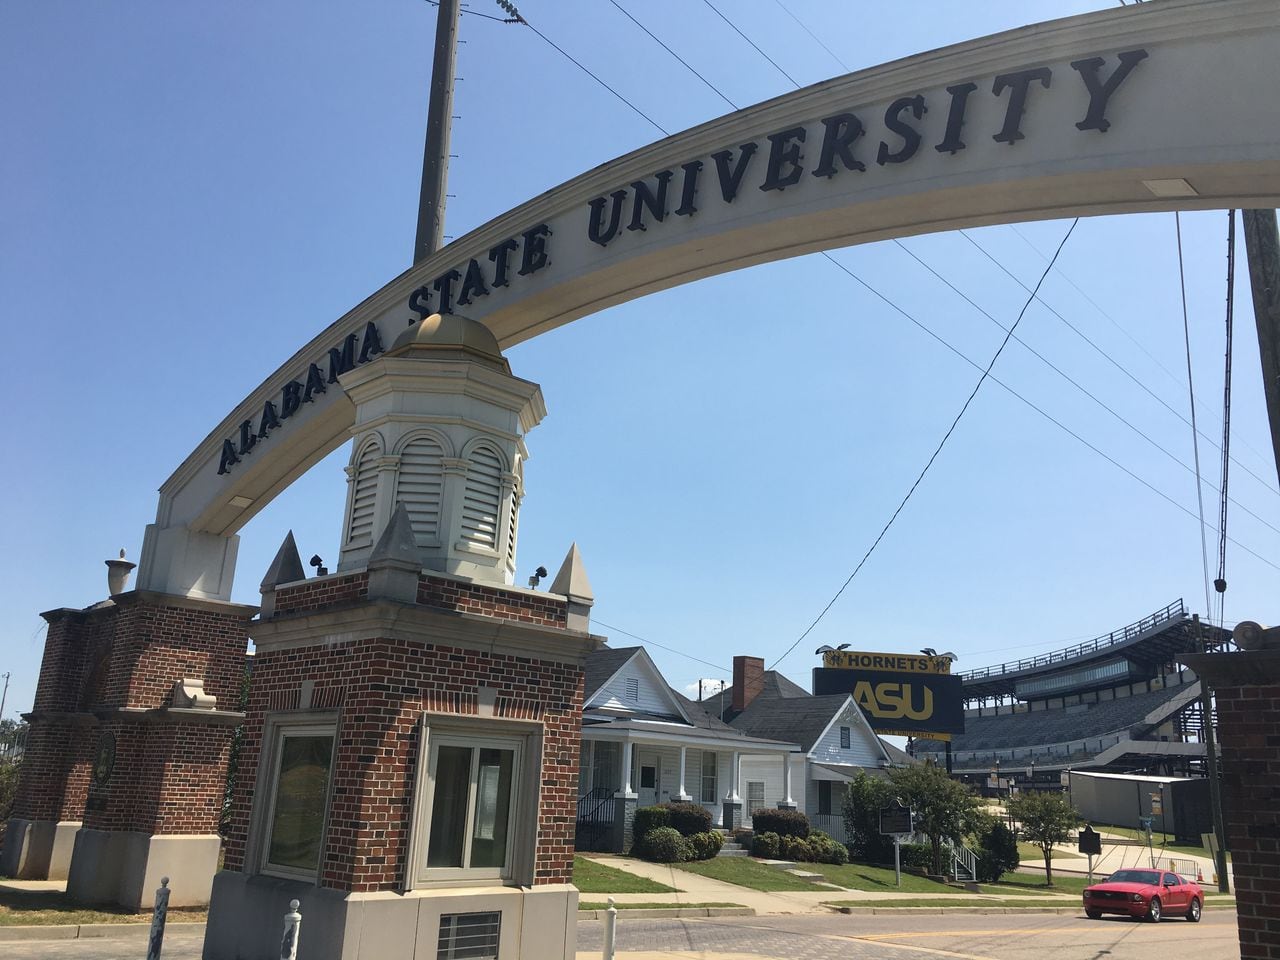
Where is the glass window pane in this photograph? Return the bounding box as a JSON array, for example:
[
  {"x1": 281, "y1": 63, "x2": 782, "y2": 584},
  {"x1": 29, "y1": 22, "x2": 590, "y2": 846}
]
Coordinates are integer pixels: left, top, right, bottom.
[
  {"x1": 428, "y1": 746, "x2": 472, "y2": 868},
  {"x1": 469, "y1": 748, "x2": 514, "y2": 868},
  {"x1": 267, "y1": 734, "x2": 334, "y2": 873}
]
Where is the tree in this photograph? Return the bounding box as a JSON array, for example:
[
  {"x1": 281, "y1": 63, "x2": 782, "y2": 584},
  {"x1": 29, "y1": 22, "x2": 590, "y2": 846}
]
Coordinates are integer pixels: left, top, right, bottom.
[
  {"x1": 1007, "y1": 790, "x2": 1081, "y2": 886},
  {"x1": 888, "y1": 762, "x2": 982, "y2": 876},
  {"x1": 974, "y1": 815, "x2": 1020, "y2": 883},
  {"x1": 840, "y1": 771, "x2": 897, "y2": 864}
]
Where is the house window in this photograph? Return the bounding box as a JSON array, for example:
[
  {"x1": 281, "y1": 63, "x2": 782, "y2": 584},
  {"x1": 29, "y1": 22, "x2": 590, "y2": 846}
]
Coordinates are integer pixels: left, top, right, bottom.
[
  {"x1": 700, "y1": 751, "x2": 718, "y2": 804},
  {"x1": 839, "y1": 726, "x2": 851, "y2": 749},
  {"x1": 261, "y1": 722, "x2": 335, "y2": 881},
  {"x1": 624, "y1": 677, "x2": 640, "y2": 702},
  {"x1": 417, "y1": 732, "x2": 522, "y2": 881},
  {"x1": 746, "y1": 781, "x2": 766, "y2": 819}
]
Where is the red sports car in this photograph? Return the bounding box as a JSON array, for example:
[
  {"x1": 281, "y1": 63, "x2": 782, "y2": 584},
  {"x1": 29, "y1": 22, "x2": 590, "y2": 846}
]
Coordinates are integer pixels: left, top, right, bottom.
[{"x1": 1082, "y1": 869, "x2": 1203, "y2": 922}]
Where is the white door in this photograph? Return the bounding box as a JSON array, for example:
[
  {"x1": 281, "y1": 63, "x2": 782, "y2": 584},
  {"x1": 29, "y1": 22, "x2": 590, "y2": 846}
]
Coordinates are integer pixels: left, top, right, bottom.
[{"x1": 637, "y1": 749, "x2": 661, "y2": 807}]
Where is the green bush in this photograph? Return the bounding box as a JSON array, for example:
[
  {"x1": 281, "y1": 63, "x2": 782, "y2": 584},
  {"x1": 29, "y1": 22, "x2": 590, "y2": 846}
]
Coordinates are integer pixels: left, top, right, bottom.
[
  {"x1": 781, "y1": 835, "x2": 814, "y2": 862},
  {"x1": 639, "y1": 826, "x2": 691, "y2": 863},
  {"x1": 0, "y1": 759, "x2": 19, "y2": 821},
  {"x1": 751, "y1": 808, "x2": 810, "y2": 839},
  {"x1": 666, "y1": 802, "x2": 712, "y2": 837},
  {"x1": 840, "y1": 772, "x2": 897, "y2": 864},
  {"x1": 632, "y1": 805, "x2": 671, "y2": 847},
  {"x1": 808, "y1": 830, "x2": 850, "y2": 865},
  {"x1": 687, "y1": 831, "x2": 723, "y2": 860},
  {"x1": 731, "y1": 827, "x2": 754, "y2": 847},
  {"x1": 751, "y1": 831, "x2": 782, "y2": 858},
  {"x1": 975, "y1": 820, "x2": 1020, "y2": 883},
  {"x1": 900, "y1": 842, "x2": 935, "y2": 874}
]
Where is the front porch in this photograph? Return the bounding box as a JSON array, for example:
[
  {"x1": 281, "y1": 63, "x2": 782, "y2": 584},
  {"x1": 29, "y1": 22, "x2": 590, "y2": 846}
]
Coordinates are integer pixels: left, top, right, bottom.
[{"x1": 576, "y1": 730, "x2": 798, "y2": 853}]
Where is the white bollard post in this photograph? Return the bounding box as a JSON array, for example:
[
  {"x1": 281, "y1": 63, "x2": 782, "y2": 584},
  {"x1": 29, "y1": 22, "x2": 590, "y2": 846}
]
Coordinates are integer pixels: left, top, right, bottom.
[
  {"x1": 146, "y1": 877, "x2": 170, "y2": 960},
  {"x1": 280, "y1": 899, "x2": 302, "y2": 960},
  {"x1": 602, "y1": 896, "x2": 617, "y2": 960}
]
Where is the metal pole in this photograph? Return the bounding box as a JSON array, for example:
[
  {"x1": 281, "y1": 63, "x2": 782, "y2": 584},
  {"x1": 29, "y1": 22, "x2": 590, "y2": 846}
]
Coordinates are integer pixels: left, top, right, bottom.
[
  {"x1": 1192, "y1": 615, "x2": 1231, "y2": 893},
  {"x1": 413, "y1": 0, "x2": 461, "y2": 264},
  {"x1": 894, "y1": 836, "x2": 902, "y2": 888},
  {"x1": 1241, "y1": 208, "x2": 1280, "y2": 485},
  {"x1": 0, "y1": 671, "x2": 9, "y2": 721},
  {"x1": 146, "y1": 877, "x2": 169, "y2": 960},
  {"x1": 603, "y1": 896, "x2": 617, "y2": 960}
]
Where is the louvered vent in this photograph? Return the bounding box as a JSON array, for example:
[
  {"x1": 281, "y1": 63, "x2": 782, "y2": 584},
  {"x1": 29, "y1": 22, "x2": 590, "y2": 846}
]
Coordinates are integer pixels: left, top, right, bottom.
[
  {"x1": 461, "y1": 446, "x2": 503, "y2": 548},
  {"x1": 397, "y1": 436, "x2": 445, "y2": 544},
  {"x1": 505, "y1": 471, "x2": 520, "y2": 565},
  {"x1": 345, "y1": 440, "x2": 381, "y2": 544},
  {"x1": 437, "y1": 911, "x2": 500, "y2": 960}
]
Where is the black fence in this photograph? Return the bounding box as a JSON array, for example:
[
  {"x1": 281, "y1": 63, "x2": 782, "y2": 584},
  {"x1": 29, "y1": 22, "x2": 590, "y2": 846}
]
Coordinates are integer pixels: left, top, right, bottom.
[{"x1": 575, "y1": 787, "x2": 616, "y2": 853}]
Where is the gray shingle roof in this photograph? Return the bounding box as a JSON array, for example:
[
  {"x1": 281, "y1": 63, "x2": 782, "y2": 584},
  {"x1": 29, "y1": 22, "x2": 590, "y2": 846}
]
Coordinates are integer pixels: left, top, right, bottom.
[
  {"x1": 583, "y1": 646, "x2": 641, "y2": 700},
  {"x1": 730, "y1": 691, "x2": 852, "y2": 752}
]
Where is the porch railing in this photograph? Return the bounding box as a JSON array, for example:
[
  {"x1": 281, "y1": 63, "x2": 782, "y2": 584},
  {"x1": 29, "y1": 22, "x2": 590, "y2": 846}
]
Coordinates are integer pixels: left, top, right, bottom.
[
  {"x1": 808, "y1": 813, "x2": 850, "y2": 845},
  {"x1": 576, "y1": 787, "x2": 616, "y2": 853}
]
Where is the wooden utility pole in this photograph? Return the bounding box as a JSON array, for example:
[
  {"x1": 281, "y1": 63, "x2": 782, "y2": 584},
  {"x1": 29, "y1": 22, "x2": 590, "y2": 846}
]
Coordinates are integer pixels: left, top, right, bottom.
[
  {"x1": 413, "y1": 0, "x2": 461, "y2": 264},
  {"x1": 1241, "y1": 209, "x2": 1280, "y2": 487}
]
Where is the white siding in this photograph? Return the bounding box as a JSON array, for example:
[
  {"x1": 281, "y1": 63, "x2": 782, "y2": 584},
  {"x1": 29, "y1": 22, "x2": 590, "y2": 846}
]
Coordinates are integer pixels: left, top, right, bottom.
[
  {"x1": 808, "y1": 702, "x2": 884, "y2": 767},
  {"x1": 588, "y1": 658, "x2": 680, "y2": 716},
  {"x1": 738, "y1": 755, "x2": 804, "y2": 822}
]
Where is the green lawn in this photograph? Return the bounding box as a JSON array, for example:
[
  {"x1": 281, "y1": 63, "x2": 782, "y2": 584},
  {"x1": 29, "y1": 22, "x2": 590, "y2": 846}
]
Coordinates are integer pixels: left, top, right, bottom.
[
  {"x1": 803, "y1": 862, "x2": 961, "y2": 894},
  {"x1": 573, "y1": 857, "x2": 677, "y2": 894},
  {"x1": 0, "y1": 887, "x2": 207, "y2": 926},
  {"x1": 673, "y1": 858, "x2": 830, "y2": 891},
  {"x1": 986, "y1": 872, "x2": 1089, "y2": 895},
  {"x1": 1018, "y1": 842, "x2": 1080, "y2": 861},
  {"x1": 827, "y1": 898, "x2": 1078, "y2": 909},
  {"x1": 579, "y1": 901, "x2": 741, "y2": 911}
]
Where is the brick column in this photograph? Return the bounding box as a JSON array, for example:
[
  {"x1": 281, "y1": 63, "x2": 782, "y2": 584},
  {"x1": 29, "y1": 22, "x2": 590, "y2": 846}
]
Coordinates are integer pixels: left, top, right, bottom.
[{"x1": 1182, "y1": 649, "x2": 1280, "y2": 960}]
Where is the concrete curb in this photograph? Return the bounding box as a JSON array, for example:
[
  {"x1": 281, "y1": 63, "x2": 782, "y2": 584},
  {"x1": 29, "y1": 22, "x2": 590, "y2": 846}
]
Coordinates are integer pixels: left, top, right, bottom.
[
  {"x1": 578, "y1": 907, "x2": 754, "y2": 919},
  {"x1": 0, "y1": 921, "x2": 206, "y2": 941}
]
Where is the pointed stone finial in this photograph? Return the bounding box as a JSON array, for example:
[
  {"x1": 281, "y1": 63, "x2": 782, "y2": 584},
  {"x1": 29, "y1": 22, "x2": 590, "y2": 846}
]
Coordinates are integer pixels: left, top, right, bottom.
[
  {"x1": 550, "y1": 542, "x2": 594, "y2": 603},
  {"x1": 366, "y1": 503, "x2": 422, "y2": 603},
  {"x1": 261, "y1": 531, "x2": 306, "y2": 593},
  {"x1": 369, "y1": 503, "x2": 421, "y2": 566},
  {"x1": 550, "y1": 542, "x2": 594, "y2": 632}
]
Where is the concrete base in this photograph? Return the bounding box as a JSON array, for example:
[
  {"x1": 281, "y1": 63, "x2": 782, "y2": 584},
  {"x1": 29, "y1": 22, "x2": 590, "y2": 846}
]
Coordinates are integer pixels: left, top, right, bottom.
[
  {"x1": 0, "y1": 818, "x2": 81, "y2": 880},
  {"x1": 65, "y1": 829, "x2": 221, "y2": 910},
  {"x1": 203, "y1": 871, "x2": 579, "y2": 960}
]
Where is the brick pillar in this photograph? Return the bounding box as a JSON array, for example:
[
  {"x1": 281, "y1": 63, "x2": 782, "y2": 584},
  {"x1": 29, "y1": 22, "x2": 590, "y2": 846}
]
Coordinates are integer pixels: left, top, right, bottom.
[
  {"x1": 612, "y1": 794, "x2": 638, "y2": 854},
  {"x1": 1, "y1": 593, "x2": 253, "y2": 907},
  {"x1": 206, "y1": 569, "x2": 600, "y2": 960},
  {"x1": 1182, "y1": 649, "x2": 1280, "y2": 960},
  {"x1": 722, "y1": 800, "x2": 743, "y2": 831}
]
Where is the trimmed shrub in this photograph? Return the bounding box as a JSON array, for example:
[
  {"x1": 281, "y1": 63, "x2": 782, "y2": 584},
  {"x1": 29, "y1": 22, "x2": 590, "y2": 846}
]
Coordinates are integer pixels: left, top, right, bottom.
[
  {"x1": 632, "y1": 805, "x2": 671, "y2": 846},
  {"x1": 640, "y1": 826, "x2": 691, "y2": 863},
  {"x1": 751, "y1": 831, "x2": 782, "y2": 859},
  {"x1": 808, "y1": 831, "x2": 850, "y2": 865},
  {"x1": 751, "y1": 808, "x2": 810, "y2": 839},
  {"x1": 900, "y1": 842, "x2": 935, "y2": 874},
  {"x1": 667, "y1": 802, "x2": 712, "y2": 837},
  {"x1": 841, "y1": 772, "x2": 896, "y2": 864},
  {"x1": 781, "y1": 835, "x2": 815, "y2": 862},
  {"x1": 688, "y1": 831, "x2": 724, "y2": 860},
  {"x1": 975, "y1": 821, "x2": 1020, "y2": 883}
]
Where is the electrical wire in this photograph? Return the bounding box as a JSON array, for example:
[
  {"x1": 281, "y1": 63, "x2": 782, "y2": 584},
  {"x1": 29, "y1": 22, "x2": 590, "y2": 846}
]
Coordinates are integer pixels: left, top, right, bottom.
[
  {"x1": 592, "y1": 619, "x2": 730, "y2": 674},
  {"x1": 700, "y1": 0, "x2": 801, "y2": 87},
  {"x1": 1176, "y1": 213, "x2": 1216, "y2": 625},
  {"x1": 897, "y1": 237, "x2": 1280, "y2": 537},
  {"x1": 768, "y1": 222, "x2": 1079, "y2": 669},
  {"x1": 1215, "y1": 212, "x2": 1236, "y2": 629},
  {"x1": 424, "y1": 0, "x2": 515, "y2": 24},
  {"x1": 969, "y1": 228, "x2": 1280, "y2": 500},
  {"x1": 770, "y1": 0, "x2": 851, "y2": 73},
  {"x1": 607, "y1": 0, "x2": 738, "y2": 112}
]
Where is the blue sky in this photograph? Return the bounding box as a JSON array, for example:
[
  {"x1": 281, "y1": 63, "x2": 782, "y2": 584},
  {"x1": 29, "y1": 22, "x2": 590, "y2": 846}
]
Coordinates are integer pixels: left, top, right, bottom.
[{"x1": 2, "y1": 0, "x2": 1276, "y2": 718}]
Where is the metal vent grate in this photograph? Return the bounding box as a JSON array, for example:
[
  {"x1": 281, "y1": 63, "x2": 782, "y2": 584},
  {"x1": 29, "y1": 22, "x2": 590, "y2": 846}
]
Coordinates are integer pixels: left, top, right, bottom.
[{"x1": 437, "y1": 911, "x2": 501, "y2": 960}]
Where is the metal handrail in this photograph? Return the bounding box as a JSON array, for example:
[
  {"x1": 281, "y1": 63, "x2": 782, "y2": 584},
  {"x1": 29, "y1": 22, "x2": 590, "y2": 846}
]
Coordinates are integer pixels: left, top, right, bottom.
[{"x1": 959, "y1": 600, "x2": 1186, "y2": 681}]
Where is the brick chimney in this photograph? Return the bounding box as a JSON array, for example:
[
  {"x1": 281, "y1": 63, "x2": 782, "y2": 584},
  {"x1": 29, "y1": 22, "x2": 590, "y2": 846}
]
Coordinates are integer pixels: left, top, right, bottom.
[{"x1": 732, "y1": 655, "x2": 765, "y2": 713}]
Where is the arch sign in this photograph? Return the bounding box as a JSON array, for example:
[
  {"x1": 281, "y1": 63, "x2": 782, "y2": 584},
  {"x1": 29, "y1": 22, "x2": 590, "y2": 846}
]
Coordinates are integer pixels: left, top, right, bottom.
[{"x1": 140, "y1": 0, "x2": 1280, "y2": 600}]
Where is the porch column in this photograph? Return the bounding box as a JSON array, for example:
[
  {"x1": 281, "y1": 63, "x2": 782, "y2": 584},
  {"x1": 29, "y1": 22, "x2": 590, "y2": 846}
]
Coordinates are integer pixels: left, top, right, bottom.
[
  {"x1": 721, "y1": 750, "x2": 743, "y2": 831},
  {"x1": 582, "y1": 740, "x2": 594, "y2": 792},
  {"x1": 612, "y1": 738, "x2": 638, "y2": 854},
  {"x1": 778, "y1": 752, "x2": 797, "y2": 810},
  {"x1": 674, "y1": 745, "x2": 692, "y2": 801}
]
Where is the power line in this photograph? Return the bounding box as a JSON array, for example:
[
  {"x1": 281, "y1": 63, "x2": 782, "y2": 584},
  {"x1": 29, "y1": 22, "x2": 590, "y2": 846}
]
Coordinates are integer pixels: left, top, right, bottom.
[
  {"x1": 965, "y1": 227, "x2": 1280, "y2": 500},
  {"x1": 607, "y1": 0, "x2": 738, "y2": 112},
  {"x1": 592, "y1": 619, "x2": 730, "y2": 673},
  {"x1": 1176, "y1": 212, "x2": 1216, "y2": 624},
  {"x1": 771, "y1": 0, "x2": 851, "y2": 73},
  {"x1": 700, "y1": 0, "x2": 801, "y2": 88},
  {"x1": 768, "y1": 222, "x2": 1079, "y2": 669}
]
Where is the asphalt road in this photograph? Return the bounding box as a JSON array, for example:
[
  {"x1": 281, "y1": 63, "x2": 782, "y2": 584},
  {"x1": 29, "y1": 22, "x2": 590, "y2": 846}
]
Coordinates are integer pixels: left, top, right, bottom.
[{"x1": 0, "y1": 910, "x2": 1241, "y2": 960}]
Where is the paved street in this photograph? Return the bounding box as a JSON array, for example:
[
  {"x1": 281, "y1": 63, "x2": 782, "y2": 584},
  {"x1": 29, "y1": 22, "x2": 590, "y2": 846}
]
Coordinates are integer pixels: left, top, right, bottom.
[{"x1": 0, "y1": 909, "x2": 1241, "y2": 960}]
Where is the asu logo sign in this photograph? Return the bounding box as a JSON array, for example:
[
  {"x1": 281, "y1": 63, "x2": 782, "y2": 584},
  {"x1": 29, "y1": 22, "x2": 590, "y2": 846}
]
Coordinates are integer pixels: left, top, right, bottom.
[{"x1": 813, "y1": 660, "x2": 965, "y2": 739}]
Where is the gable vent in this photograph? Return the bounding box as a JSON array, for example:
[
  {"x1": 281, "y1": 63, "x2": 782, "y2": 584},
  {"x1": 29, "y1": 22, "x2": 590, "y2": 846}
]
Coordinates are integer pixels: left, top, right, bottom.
[
  {"x1": 437, "y1": 911, "x2": 500, "y2": 960},
  {"x1": 397, "y1": 436, "x2": 445, "y2": 544},
  {"x1": 345, "y1": 440, "x2": 381, "y2": 545},
  {"x1": 461, "y1": 446, "x2": 503, "y2": 548},
  {"x1": 625, "y1": 677, "x2": 640, "y2": 702}
]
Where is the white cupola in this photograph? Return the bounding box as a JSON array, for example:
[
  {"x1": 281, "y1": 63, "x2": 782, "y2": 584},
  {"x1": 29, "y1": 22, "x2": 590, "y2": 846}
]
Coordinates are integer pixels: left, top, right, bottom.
[{"x1": 334, "y1": 313, "x2": 545, "y2": 585}]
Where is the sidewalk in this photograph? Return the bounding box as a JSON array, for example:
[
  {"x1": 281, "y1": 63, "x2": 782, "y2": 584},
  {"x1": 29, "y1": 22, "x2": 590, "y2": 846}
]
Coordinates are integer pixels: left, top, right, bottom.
[{"x1": 1017, "y1": 829, "x2": 1232, "y2": 886}]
